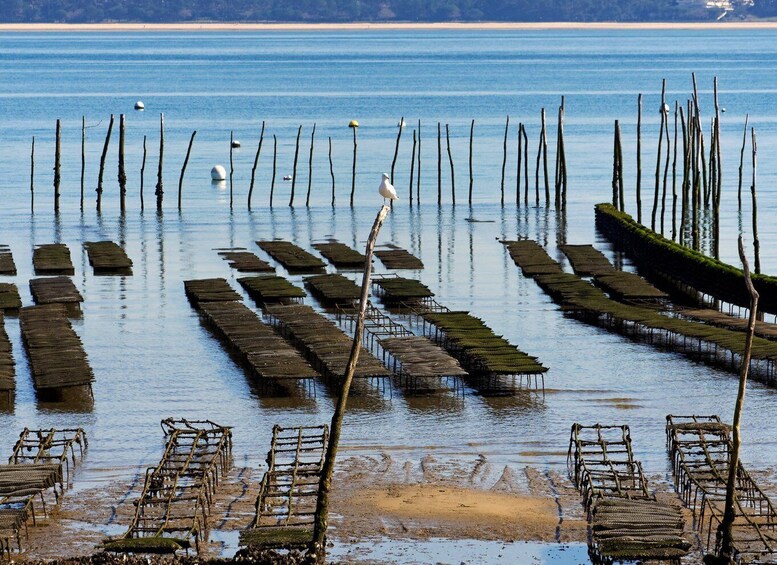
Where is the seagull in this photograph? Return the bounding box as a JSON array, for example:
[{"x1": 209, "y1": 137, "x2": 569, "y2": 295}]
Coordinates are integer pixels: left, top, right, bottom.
[{"x1": 378, "y1": 173, "x2": 398, "y2": 204}]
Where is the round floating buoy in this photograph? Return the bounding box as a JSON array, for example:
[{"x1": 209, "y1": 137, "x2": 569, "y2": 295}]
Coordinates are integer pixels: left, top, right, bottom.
[
  {"x1": 211, "y1": 165, "x2": 227, "y2": 181},
  {"x1": 721, "y1": 107, "x2": 727, "y2": 113},
  {"x1": 283, "y1": 175, "x2": 292, "y2": 181},
  {"x1": 134, "y1": 101, "x2": 145, "y2": 110},
  {"x1": 231, "y1": 140, "x2": 241, "y2": 148},
  {"x1": 349, "y1": 120, "x2": 359, "y2": 128}
]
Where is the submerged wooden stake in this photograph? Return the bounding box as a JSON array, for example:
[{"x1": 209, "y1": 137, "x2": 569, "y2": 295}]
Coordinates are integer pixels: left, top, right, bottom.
[
  {"x1": 446, "y1": 123, "x2": 455, "y2": 205},
  {"x1": 290, "y1": 126, "x2": 303, "y2": 206},
  {"x1": 230, "y1": 131, "x2": 235, "y2": 209},
  {"x1": 248, "y1": 120, "x2": 265, "y2": 210},
  {"x1": 54, "y1": 118, "x2": 61, "y2": 213},
  {"x1": 612, "y1": 120, "x2": 619, "y2": 209},
  {"x1": 306, "y1": 123, "x2": 316, "y2": 207},
  {"x1": 328, "y1": 136, "x2": 335, "y2": 206},
  {"x1": 155, "y1": 113, "x2": 164, "y2": 211},
  {"x1": 140, "y1": 135, "x2": 147, "y2": 212},
  {"x1": 501, "y1": 115, "x2": 509, "y2": 206},
  {"x1": 416, "y1": 119, "x2": 421, "y2": 204},
  {"x1": 409, "y1": 129, "x2": 417, "y2": 205},
  {"x1": 718, "y1": 236, "x2": 759, "y2": 562},
  {"x1": 80, "y1": 116, "x2": 85, "y2": 211},
  {"x1": 270, "y1": 135, "x2": 277, "y2": 207},
  {"x1": 311, "y1": 203, "x2": 390, "y2": 563},
  {"x1": 178, "y1": 130, "x2": 196, "y2": 210},
  {"x1": 437, "y1": 122, "x2": 442, "y2": 205},
  {"x1": 516, "y1": 122, "x2": 522, "y2": 206},
  {"x1": 96, "y1": 114, "x2": 115, "y2": 213},
  {"x1": 522, "y1": 124, "x2": 529, "y2": 206},
  {"x1": 118, "y1": 114, "x2": 126, "y2": 213},
  {"x1": 391, "y1": 117, "x2": 403, "y2": 185},
  {"x1": 541, "y1": 108, "x2": 550, "y2": 205}
]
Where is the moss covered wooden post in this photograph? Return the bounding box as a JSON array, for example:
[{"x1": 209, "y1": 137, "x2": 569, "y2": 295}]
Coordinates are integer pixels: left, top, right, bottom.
[
  {"x1": 716, "y1": 236, "x2": 759, "y2": 564},
  {"x1": 311, "y1": 204, "x2": 390, "y2": 563}
]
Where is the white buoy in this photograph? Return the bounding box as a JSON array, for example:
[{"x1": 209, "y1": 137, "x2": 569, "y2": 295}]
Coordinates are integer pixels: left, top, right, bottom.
[
  {"x1": 661, "y1": 103, "x2": 670, "y2": 114},
  {"x1": 721, "y1": 107, "x2": 727, "y2": 113},
  {"x1": 134, "y1": 101, "x2": 145, "y2": 110},
  {"x1": 211, "y1": 165, "x2": 227, "y2": 181},
  {"x1": 283, "y1": 175, "x2": 293, "y2": 181},
  {"x1": 231, "y1": 140, "x2": 241, "y2": 148}
]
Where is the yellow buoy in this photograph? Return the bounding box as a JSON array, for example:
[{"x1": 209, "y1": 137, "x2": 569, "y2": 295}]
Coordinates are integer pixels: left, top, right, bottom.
[{"x1": 349, "y1": 120, "x2": 359, "y2": 128}]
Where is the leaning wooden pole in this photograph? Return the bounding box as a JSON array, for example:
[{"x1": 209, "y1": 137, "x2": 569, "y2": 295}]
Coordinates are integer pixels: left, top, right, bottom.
[
  {"x1": 80, "y1": 116, "x2": 85, "y2": 211},
  {"x1": 751, "y1": 128, "x2": 760, "y2": 274},
  {"x1": 501, "y1": 115, "x2": 509, "y2": 206},
  {"x1": 155, "y1": 113, "x2": 164, "y2": 211},
  {"x1": 118, "y1": 114, "x2": 127, "y2": 213},
  {"x1": 446, "y1": 123, "x2": 455, "y2": 205},
  {"x1": 391, "y1": 117, "x2": 403, "y2": 185},
  {"x1": 468, "y1": 118, "x2": 474, "y2": 205},
  {"x1": 290, "y1": 124, "x2": 302, "y2": 207},
  {"x1": 54, "y1": 118, "x2": 61, "y2": 213},
  {"x1": 717, "y1": 236, "x2": 759, "y2": 564},
  {"x1": 311, "y1": 204, "x2": 391, "y2": 564},
  {"x1": 248, "y1": 120, "x2": 265, "y2": 210},
  {"x1": 306, "y1": 123, "x2": 316, "y2": 207},
  {"x1": 178, "y1": 131, "x2": 197, "y2": 210},
  {"x1": 96, "y1": 114, "x2": 115, "y2": 213},
  {"x1": 737, "y1": 114, "x2": 749, "y2": 210},
  {"x1": 637, "y1": 94, "x2": 643, "y2": 223}
]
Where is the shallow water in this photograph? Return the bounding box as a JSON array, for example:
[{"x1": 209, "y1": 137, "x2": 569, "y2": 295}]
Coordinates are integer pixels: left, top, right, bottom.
[{"x1": 0, "y1": 29, "x2": 777, "y2": 561}]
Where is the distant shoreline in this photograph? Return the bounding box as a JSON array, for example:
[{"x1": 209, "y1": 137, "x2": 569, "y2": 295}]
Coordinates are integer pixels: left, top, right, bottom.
[{"x1": 0, "y1": 21, "x2": 776, "y2": 31}]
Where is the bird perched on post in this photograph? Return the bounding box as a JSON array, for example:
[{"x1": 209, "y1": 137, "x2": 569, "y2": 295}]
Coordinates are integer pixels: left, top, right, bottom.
[{"x1": 378, "y1": 173, "x2": 398, "y2": 204}]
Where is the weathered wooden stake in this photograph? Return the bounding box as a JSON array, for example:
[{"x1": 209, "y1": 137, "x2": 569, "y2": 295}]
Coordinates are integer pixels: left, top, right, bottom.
[
  {"x1": 80, "y1": 116, "x2": 85, "y2": 211},
  {"x1": 679, "y1": 107, "x2": 688, "y2": 244},
  {"x1": 446, "y1": 124, "x2": 455, "y2": 205},
  {"x1": 391, "y1": 117, "x2": 403, "y2": 185},
  {"x1": 270, "y1": 135, "x2": 278, "y2": 207},
  {"x1": 328, "y1": 136, "x2": 335, "y2": 206},
  {"x1": 717, "y1": 236, "x2": 759, "y2": 563},
  {"x1": 349, "y1": 125, "x2": 358, "y2": 207},
  {"x1": 637, "y1": 94, "x2": 642, "y2": 223},
  {"x1": 30, "y1": 136, "x2": 34, "y2": 213},
  {"x1": 290, "y1": 125, "x2": 302, "y2": 207},
  {"x1": 306, "y1": 123, "x2": 317, "y2": 207},
  {"x1": 612, "y1": 120, "x2": 619, "y2": 209},
  {"x1": 96, "y1": 114, "x2": 115, "y2": 213},
  {"x1": 409, "y1": 129, "x2": 417, "y2": 205},
  {"x1": 118, "y1": 114, "x2": 126, "y2": 213},
  {"x1": 516, "y1": 122, "x2": 522, "y2": 206},
  {"x1": 616, "y1": 120, "x2": 625, "y2": 212},
  {"x1": 737, "y1": 114, "x2": 749, "y2": 210},
  {"x1": 229, "y1": 131, "x2": 235, "y2": 209},
  {"x1": 140, "y1": 135, "x2": 147, "y2": 211},
  {"x1": 416, "y1": 120, "x2": 421, "y2": 204},
  {"x1": 541, "y1": 108, "x2": 550, "y2": 204},
  {"x1": 501, "y1": 115, "x2": 509, "y2": 206},
  {"x1": 155, "y1": 113, "x2": 164, "y2": 211},
  {"x1": 522, "y1": 125, "x2": 529, "y2": 206},
  {"x1": 437, "y1": 122, "x2": 442, "y2": 205},
  {"x1": 660, "y1": 105, "x2": 671, "y2": 235},
  {"x1": 248, "y1": 120, "x2": 265, "y2": 210},
  {"x1": 672, "y1": 101, "x2": 679, "y2": 242},
  {"x1": 751, "y1": 128, "x2": 760, "y2": 274},
  {"x1": 178, "y1": 130, "x2": 196, "y2": 210},
  {"x1": 54, "y1": 118, "x2": 61, "y2": 213},
  {"x1": 311, "y1": 204, "x2": 390, "y2": 563},
  {"x1": 652, "y1": 80, "x2": 666, "y2": 231},
  {"x1": 468, "y1": 119, "x2": 474, "y2": 205}
]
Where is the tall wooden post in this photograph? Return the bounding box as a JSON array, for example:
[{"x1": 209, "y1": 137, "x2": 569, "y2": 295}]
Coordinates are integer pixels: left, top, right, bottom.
[
  {"x1": 541, "y1": 108, "x2": 550, "y2": 205},
  {"x1": 306, "y1": 123, "x2": 316, "y2": 207},
  {"x1": 290, "y1": 125, "x2": 302, "y2": 207},
  {"x1": 637, "y1": 94, "x2": 642, "y2": 223},
  {"x1": 30, "y1": 137, "x2": 35, "y2": 213},
  {"x1": 311, "y1": 204, "x2": 390, "y2": 563},
  {"x1": 516, "y1": 122, "x2": 522, "y2": 206},
  {"x1": 229, "y1": 131, "x2": 235, "y2": 209},
  {"x1": 501, "y1": 115, "x2": 509, "y2": 206},
  {"x1": 328, "y1": 136, "x2": 335, "y2": 206},
  {"x1": 652, "y1": 80, "x2": 666, "y2": 231},
  {"x1": 522, "y1": 125, "x2": 529, "y2": 206},
  {"x1": 270, "y1": 135, "x2": 277, "y2": 207},
  {"x1": 409, "y1": 129, "x2": 417, "y2": 205},
  {"x1": 97, "y1": 114, "x2": 115, "y2": 213},
  {"x1": 391, "y1": 117, "x2": 403, "y2": 184},
  {"x1": 751, "y1": 128, "x2": 760, "y2": 274},
  {"x1": 140, "y1": 135, "x2": 147, "y2": 212},
  {"x1": 118, "y1": 114, "x2": 127, "y2": 213},
  {"x1": 737, "y1": 115, "x2": 749, "y2": 210},
  {"x1": 468, "y1": 118, "x2": 475, "y2": 205},
  {"x1": 437, "y1": 122, "x2": 442, "y2": 205},
  {"x1": 54, "y1": 118, "x2": 61, "y2": 213},
  {"x1": 80, "y1": 116, "x2": 85, "y2": 211},
  {"x1": 349, "y1": 123, "x2": 358, "y2": 206},
  {"x1": 155, "y1": 113, "x2": 164, "y2": 211},
  {"x1": 446, "y1": 124, "x2": 455, "y2": 205},
  {"x1": 416, "y1": 120, "x2": 421, "y2": 204}
]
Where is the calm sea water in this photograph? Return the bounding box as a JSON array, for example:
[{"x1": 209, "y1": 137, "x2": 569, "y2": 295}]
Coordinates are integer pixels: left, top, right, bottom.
[{"x1": 1, "y1": 29, "x2": 777, "y2": 562}]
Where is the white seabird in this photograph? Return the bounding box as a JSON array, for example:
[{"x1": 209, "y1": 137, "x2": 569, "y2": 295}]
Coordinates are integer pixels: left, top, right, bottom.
[{"x1": 378, "y1": 173, "x2": 398, "y2": 204}]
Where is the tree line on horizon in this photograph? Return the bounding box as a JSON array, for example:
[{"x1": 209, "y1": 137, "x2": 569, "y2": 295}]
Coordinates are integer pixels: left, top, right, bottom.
[{"x1": 5, "y1": 0, "x2": 777, "y2": 23}]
